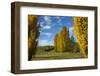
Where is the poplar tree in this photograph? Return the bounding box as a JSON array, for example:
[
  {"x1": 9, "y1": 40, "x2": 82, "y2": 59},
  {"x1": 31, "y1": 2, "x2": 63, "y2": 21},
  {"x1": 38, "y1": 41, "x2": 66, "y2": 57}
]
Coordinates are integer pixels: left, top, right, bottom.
[
  {"x1": 28, "y1": 15, "x2": 40, "y2": 60},
  {"x1": 54, "y1": 26, "x2": 70, "y2": 52},
  {"x1": 73, "y1": 17, "x2": 88, "y2": 57},
  {"x1": 54, "y1": 34, "x2": 58, "y2": 51}
]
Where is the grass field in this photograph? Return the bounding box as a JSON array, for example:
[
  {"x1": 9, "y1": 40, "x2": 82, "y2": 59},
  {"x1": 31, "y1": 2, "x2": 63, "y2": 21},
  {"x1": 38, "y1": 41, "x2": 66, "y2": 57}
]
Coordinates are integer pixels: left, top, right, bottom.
[{"x1": 31, "y1": 46, "x2": 84, "y2": 60}]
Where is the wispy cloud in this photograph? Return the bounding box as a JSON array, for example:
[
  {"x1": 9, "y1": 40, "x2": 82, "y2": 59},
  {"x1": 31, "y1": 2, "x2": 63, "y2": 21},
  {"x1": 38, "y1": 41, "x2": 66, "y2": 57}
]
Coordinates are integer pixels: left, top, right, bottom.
[
  {"x1": 69, "y1": 27, "x2": 74, "y2": 32},
  {"x1": 69, "y1": 27, "x2": 74, "y2": 38},
  {"x1": 44, "y1": 16, "x2": 51, "y2": 23},
  {"x1": 39, "y1": 16, "x2": 52, "y2": 30},
  {"x1": 38, "y1": 40, "x2": 48, "y2": 46},
  {"x1": 43, "y1": 25, "x2": 51, "y2": 29},
  {"x1": 38, "y1": 40, "x2": 53, "y2": 46},
  {"x1": 41, "y1": 32, "x2": 52, "y2": 37},
  {"x1": 56, "y1": 16, "x2": 62, "y2": 22},
  {"x1": 69, "y1": 27, "x2": 77, "y2": 42},
  {"x1": 39, "y1": 22, "x2": 44, "y2": 27}
]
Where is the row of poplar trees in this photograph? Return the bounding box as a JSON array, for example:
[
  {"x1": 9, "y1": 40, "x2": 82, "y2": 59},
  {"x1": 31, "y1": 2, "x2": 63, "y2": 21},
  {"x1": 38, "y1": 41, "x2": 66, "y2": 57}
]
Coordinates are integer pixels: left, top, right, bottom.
[{"x1": 54, "y1": 17, "x2": 88, "y2": 58}]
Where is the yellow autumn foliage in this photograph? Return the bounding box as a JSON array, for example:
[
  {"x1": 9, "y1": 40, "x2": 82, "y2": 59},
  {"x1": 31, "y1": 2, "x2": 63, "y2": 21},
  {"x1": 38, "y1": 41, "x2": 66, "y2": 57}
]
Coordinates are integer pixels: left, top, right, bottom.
[
  {"x1": 73, "y1": 17, "x2": 88, "y2": 57},
  {"x1": 54, "y1": 26, "x2": 70, "y2": 52},
  {"x1": 54, "y1": 34, "x2": 57, "y2": 51},
  {"x1": 28, "y1": 15, "x2": 39, "y2": 60}
]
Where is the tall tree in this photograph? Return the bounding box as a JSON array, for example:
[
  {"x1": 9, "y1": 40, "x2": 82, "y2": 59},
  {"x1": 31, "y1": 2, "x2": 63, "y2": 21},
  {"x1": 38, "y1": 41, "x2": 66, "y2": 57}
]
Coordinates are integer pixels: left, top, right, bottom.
[
  {"x1": 54, "y1": 34, "x2": 58, "y2": 51},
  {"x1": 61, "y1": 27, "x2": 70, "y2": 51},
  {"x1": 28, "y1": 15, "x2": 40, "y2": 60},
  {"x1": 54, "y1": 26, "x2": 70, "y2": 52},
  {"x1": 73, "y1": 17, "x2": 88, "y2": 57}
]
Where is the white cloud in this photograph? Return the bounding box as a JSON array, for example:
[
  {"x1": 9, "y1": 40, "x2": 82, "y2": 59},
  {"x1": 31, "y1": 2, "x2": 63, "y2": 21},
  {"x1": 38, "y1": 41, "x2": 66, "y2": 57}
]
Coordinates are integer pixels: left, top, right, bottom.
[
  {"x1": 69, "y1": 27, "x2": 74, "y2": 32},
  {"x1": 43, "y1": 25, "x2": 51, "y2": 29},
  {"x1": 40, "y1": 22, "x2": 44, "y2": 27},
  {"x1": 38, "y1": 40, "x2": 48, "y2": 46},
  {"x1": 56, "y1": 16, "x2": 60, "y2": 19},
  {"x1": 39, "y1": 40, "x2": 48, "y2": 43},
  {"x1": 44, "y1": 16, "x2": 51, "y2": 22},
  {"x1": 39, "y1": 16, "x2": 52, "y2": 30},
  {"x1": 41, "y1": 32, "x2": 52, "y2": 37},
  {"x1": 44, "y1": 16, "x2": 52, "y2": 26},
  {"x1": 56, "y1": 17, "x2": 62, "y2": 23},
  {"x1": 69, "y1": 27, "x2": 74, "y2": 38},
  {"x1": 38, "y1": 40, "x2": 53, "y2": 46},
  {"x1": 69, "y1": 27, "x2": 77, "y2": 42}
]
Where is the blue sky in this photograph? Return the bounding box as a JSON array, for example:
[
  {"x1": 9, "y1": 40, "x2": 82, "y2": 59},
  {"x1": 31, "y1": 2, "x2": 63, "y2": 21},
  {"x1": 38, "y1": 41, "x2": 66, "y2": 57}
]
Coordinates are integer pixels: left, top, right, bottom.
[{"x1": 37, "y1": 15, "x2": 76, "y2": 46}]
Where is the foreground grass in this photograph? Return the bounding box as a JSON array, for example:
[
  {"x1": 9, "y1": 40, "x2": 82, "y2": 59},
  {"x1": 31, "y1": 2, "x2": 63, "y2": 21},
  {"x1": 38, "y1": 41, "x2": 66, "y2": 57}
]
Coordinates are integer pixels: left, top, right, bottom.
[{"x1": 31, "y1": 48, "x2": 85, "y2": 60}]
